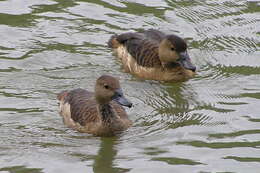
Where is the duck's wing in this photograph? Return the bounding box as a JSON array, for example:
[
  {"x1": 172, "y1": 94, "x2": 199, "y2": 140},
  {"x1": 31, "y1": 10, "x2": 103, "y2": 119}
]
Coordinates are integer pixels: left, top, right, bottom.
[
  {"x1": 109, "y1": 32, "x2": 162, "y2": 67},
  {"x1": 59, "y1": 88, "x2": 98, "y2": 126}
]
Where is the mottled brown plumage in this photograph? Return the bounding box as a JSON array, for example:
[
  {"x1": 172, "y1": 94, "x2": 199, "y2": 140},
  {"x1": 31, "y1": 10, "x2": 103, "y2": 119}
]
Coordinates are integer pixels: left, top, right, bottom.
[
  {"x1": 57, "y1": 75, "x2": 132, "y2": 136},
  {"x1": 108, "y1": 29, "x2": 196, "y2": 82}
]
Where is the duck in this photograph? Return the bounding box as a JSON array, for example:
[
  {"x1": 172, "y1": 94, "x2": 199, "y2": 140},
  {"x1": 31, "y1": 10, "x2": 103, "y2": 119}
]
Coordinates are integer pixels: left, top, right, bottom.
[
  {"x1": 57, "y1": 75, "x2": 133, "y2": 136},
  {"x1": 108, "y1": 29, "x2": 196, "y2": 82}
]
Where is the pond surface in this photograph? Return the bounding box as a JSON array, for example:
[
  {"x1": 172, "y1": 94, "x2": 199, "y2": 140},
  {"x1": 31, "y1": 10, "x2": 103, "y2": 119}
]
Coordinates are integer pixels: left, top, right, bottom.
[{"x1": 0, "y1": 0, "x2": 260, "y2": 172}]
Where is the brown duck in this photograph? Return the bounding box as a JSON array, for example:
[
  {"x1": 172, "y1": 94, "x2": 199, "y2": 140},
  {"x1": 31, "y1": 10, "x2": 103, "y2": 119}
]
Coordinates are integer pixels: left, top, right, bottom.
[
  {"x1": 57, "y1": 75, "x2": 132, "y2": 136},
  {"x1": 108, "y1": 29, "x2": 196, "y2": 82}
]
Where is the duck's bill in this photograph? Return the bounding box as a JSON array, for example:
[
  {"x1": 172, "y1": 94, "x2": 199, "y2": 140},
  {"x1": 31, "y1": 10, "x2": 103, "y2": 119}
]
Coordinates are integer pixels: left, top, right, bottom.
[
  {"x1": 112, "y1": 89, "x2": 133, "y2": 108},
  {"x1": 179, "y1": 52, "x2": 196, "y2": 72}
]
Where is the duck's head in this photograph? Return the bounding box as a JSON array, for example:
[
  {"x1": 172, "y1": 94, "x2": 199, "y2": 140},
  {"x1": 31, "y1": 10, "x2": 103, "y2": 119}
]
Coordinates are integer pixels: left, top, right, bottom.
[
  {"x1": 158, "y1": 35, "x2": 196, "y2": 72},
  {"x1": 95, "y1": 75, "x2": 132, "y2": 108}
]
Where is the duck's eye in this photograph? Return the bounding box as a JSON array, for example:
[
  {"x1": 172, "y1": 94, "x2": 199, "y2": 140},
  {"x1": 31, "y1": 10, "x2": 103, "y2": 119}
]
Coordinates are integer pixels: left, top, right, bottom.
[
  {"x1": 171, "y1": 47, "x2": 175, "y2": 51},
  {"x1": 104, "y1": 85, "x2": 109, "y2": 89}
]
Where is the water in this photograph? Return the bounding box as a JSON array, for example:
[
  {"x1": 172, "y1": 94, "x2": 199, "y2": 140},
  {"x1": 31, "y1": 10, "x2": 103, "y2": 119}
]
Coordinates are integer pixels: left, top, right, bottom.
[{"x1": 0, "y1": 0, "x2": 260, "y2": 172}]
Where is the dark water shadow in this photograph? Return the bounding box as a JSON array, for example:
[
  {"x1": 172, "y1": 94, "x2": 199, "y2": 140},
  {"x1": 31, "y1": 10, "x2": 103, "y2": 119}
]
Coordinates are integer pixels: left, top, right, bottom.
[
  {"x1": 224, "y1": 156, "x2": 260, "y2": 163},
  {"x1": 0, "y1": 165, "x2": 43, "y2": 173},
  {"x1": 177, "y1": 140, "x2": 260, "y2": 149},
  {"x1": 92, "y1": 137, "x2": 130, "y2": 173},
  {"x1": 151, "y1": 157, "x2": 203, "y2": 165}
]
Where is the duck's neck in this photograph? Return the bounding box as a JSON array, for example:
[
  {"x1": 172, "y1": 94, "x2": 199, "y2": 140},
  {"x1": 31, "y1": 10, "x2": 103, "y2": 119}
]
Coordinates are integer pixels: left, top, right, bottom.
[{"x1": 98, "y1": 103, "x2": 115, "y2": 122}]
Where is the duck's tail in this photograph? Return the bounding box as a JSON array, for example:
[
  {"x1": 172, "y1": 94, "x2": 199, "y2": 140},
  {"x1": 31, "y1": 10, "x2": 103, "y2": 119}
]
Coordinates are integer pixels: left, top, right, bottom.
[
  {"x1": 108, "y1": 35, "x2": 120, "y2": 49},
  {"x1": 57, "y1": 90, "x2": 68, "y2": 101}
]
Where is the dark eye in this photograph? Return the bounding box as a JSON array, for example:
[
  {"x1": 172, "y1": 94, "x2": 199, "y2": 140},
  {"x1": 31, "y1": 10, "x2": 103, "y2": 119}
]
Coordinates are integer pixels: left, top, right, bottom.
[
  {"x1": 104, "y1": 85, "x2": 109, "y2": 89},
  {"x1": 171, "y1": 47, "x2": 175, "y2": 51}
]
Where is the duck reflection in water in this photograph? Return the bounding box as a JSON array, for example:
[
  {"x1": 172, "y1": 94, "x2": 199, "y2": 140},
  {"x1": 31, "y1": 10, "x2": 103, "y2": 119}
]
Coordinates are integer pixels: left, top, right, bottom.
[{"x1": 93, "y1": 137, "x2": 130, "y2": 173}]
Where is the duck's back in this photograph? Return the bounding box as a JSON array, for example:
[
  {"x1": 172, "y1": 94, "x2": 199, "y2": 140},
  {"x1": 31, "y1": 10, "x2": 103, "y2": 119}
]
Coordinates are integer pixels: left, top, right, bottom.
[
  {"x1": 142, "y1": 29, "x2": 166, "y2": 43},
  {"x1": 113, "y1": 29, "x2": 166, "y2": 45}
]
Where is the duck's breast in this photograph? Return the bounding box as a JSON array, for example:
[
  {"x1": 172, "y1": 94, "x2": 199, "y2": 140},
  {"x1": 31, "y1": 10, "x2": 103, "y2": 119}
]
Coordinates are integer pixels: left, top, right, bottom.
[{"x1": 111, "y1": 101, "x2": 132, "y2": 127}]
